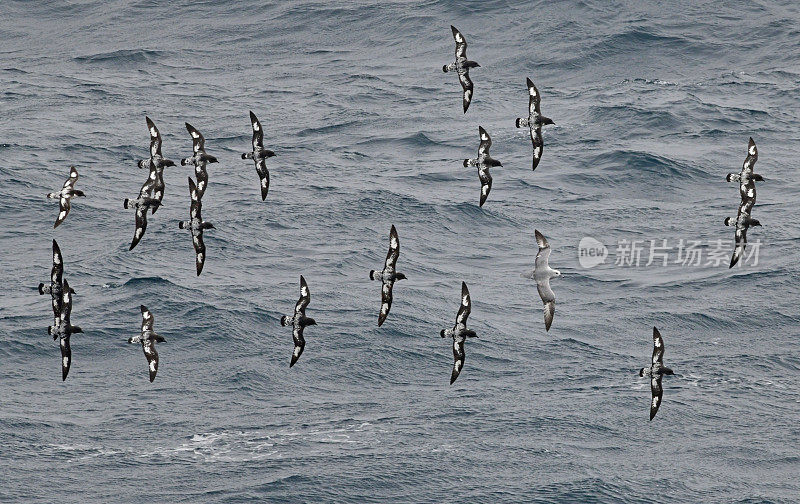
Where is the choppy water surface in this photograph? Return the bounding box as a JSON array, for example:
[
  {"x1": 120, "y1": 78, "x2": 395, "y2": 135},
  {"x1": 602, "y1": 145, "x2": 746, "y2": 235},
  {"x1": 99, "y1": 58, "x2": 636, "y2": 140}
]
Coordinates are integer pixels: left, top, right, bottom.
[{"x1": 1, "y1": 1, "x2": 799, "y2": 502}]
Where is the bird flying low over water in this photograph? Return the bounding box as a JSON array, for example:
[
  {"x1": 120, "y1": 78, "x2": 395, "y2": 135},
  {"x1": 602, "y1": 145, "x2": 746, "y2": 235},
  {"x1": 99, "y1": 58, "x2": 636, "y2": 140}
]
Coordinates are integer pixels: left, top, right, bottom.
[
  {"x1": 639, "y1": 327, "x2": 675, "y2": 421},
  {"x1": 128, "y1": 305, "x2": 166, "y2": 383},
  {"x1": 369, "y1": 225, "x2": 407, "y2": 326},
  {"x1": 442, "y1": 25, "x2": 480, "y2": 113},
  {"x1": 726, "y1": 138, "x2": 763, "y2": 201},
  {"x1": 463, "y1": 126, "x2": 502, "y2": 207},
  {"x1": 123, "y1": 195, "x2": 162, "y2": 250},
  {"x1": 241, "y1": 111, "x2": 276, "y2": 201},
  {"x1": 515, "y1": 78, "x2": 555, "y2": 171},
  {"x1": 39, "y1": 239, "x2": 75, "y2": 317},
  {"x1": 725, "y1": 201, "x2": 760, "y2": 268},
  {"x1": 48, "y1": 278, "x2": 82, "y2": 381},
  {"x1": 138, "y1": 116, "x2": 176, "y2": 171},
  {"x1": 47, "y1": 166, "x2": 85, "y2": 228},
  {"x1": 532, "y1": 230, "x2": 561, "y2": 331},
  {"x1": 281, "y1": 275, "x2": 317, "y2": 367},
  {"x1": 181, "y1": 122, "x2": 218, "y2": 199},
  {"x1": 440, "y1": 282, "x2": 477, "y2": 384},
  {"x1": 178, "y1": 177, "x2": 214, "y2": 276}
]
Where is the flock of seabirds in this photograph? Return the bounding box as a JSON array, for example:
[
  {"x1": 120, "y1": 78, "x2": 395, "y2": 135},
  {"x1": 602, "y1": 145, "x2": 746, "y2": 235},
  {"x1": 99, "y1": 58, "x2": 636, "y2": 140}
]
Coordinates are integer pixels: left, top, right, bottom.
[{"x1": 36, "y1": 26, "x2": 764, "y2": 421}]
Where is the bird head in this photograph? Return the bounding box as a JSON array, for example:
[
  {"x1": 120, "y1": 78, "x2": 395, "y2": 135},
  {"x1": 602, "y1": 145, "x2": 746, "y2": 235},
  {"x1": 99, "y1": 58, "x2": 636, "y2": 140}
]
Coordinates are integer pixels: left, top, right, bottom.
[
  {"x1": 440, "y1": 329, "x2": 446, "y2": 338},
  {"x1": 543, "y1": 117, "x2": 555, "y2": 125},
  {"x1": 395, "y1": 273, "x2": 407, "y2": 281},
  {"x1": 264, "y1": 150, "x2": 276, "y2": 158},
  {"x1": 305, "y1": 318, "x2": 317, "y2": 326},
  {"x1": 73, "y1": 190, "x2": 86, "y2": 197},
  {"x1": 71, "y1": 326, "x2": 84, "y2": 334}
]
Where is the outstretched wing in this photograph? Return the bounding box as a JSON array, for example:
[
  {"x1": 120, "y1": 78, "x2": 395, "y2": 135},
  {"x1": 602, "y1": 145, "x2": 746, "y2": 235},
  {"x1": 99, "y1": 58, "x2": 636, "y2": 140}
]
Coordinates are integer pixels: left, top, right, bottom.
[
  {"x1": 130, "y1": 204, "x2": 149, "y2": 250},
  {"x1": 742, "y1": 137, "x2": 757, "y2": 175},
  {"x1": 526, "y1": 77, "x2": 541, "y2": 115},
  {"x1": 530, "y1": 126, "x2": 543, "y2": 171},
  {"x1": 730, "y1": 222, "x2": 748, "y2": 268},
  {"x1": 51, "y1": 239, "x2": 64, "y2": 286},
  {"x1": 535, "y1": 230, "x2": 555, "y2": 330},
  {"x1": 451, "y1": 25, "x2": 467, "y2": 59},
  {"x1": 54, "y1": 196, "x2": 71, "y2": 228},
  {"x1": 477, "y1": 126, "x2": 492, "y2": 156},
  {"x1": 60, "y1": 279, "x2": 73, "y2": 327},
  {"x1": 62, "y1": 166, "x2": 79, "y2": 190},
  {"x1": 379, "y1": 279, "x2": 394, "y2": 327},
  {"x1": 60, "y1": 335, "x2": 72, "y2": 381},
  {"x1": 290, "y1": 326, "x2": 305, "y2": 367},
  {"x1": 459, "y1": 72, "x2": 473, "y2": 113},
  {"x1": 384, "y1": 225, "x2": 400, "y2": 270},
  {"x1": 534, "y1": 230, "x2": 551, "y2": 271},
  {"x1": 140, "y1": 305, "x2": 155, "y2": 333},
  {"x1": 295, "y1": 275, "x2": 311, "y2": 317},
  {"x1": 249, "y1": 111, "x2": 263, "y2": 150},
  {"x1": 652, "y1": 326, "x2": 665, "y2": 364},
  {"x1": 478, "y1": 167, "x2": 492, "y2": 207},
  {"x1": 193, "y1": 230, "x2": 206, "y2": 276},
  {"x1": 455, "y1": 281, "x2": 471, "y2": 326},
  {"x1": 255, "y1": 158, "x2": 269, "y2": 201},
  {"x1": 188, "y1": 177, "x2": 201, "y2": 220},
  {"x1": 185, "y1": 122, "x2": 205, "y2": 153},
  {"x1": 450, "y1": 337, "x2": 465, "y2": 384},
  {"x1": 146, "y1": 116, "x2": 162, "y2": 157},
  {"x1": 650, "y1": 376, "x2": 663, "y2": 420},
  {"x1": 143, "y1": 339, "x2": 159, "y2": 382}
]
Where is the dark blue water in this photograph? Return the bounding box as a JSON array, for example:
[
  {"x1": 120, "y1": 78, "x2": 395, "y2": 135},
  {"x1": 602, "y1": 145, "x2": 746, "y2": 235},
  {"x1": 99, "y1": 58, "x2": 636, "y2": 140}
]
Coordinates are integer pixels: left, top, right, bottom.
[{"x1": 1, "y1": 1, "x2": 799, "y2": 502}]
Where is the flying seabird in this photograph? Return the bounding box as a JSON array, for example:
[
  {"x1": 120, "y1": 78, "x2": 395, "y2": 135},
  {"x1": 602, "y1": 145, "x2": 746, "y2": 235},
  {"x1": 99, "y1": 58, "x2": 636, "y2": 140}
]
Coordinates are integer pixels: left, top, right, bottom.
[
  {"x1": 369, "y1": 225, "x2": 407, "y2": 326},
  {"x1": 137, "y1": 116, "x2": 176, "y2": 171},
  {"x1": 178, "y1": 177, "x2": 215, "y2": 275},
  {"x1": 440, "y1": 281, "x2": 477, "y2": 384},
  {"x1": 128, "y1": 305, "x2": 166, "y2": 382},
  {"x1": 39, "y1": 239, "x2": 76, "y2": 319},
  {"x1": 638, "y1": 326, "x2": 675, "y2": 421},
  {"x1": 46, "y1": 166, "x2": 85, "y2": 228},
  {"x1": 725, "y1": 200, "x2": 761, "y2": 268},
  {"x1": 123, "y1": 195, "x2": 162, "y2": 250},
  {"x1": 463, "y1": 126, "x2": 502, "y2": 206},
  {"x1": 281, "y1": 275, "x2": 317, "y2": 367},
  {"x1": 515, "y1": 78, "x2": 555, "y2": 171},
  {"x1": 532, "y1": 230, "x2": 561, "y2": 331},
  {"x1": 442, "y1": 25, "x2": 480, "y2": 113},
  {"x1": 48, "y1": 278, "x2": 83, "y2": 381},
  {"x1": 180, "y1": 122, "x2": 218, "y2": 199},
  {"x1": 241, "y1": 111, "x2": 276, "y2": 201}
]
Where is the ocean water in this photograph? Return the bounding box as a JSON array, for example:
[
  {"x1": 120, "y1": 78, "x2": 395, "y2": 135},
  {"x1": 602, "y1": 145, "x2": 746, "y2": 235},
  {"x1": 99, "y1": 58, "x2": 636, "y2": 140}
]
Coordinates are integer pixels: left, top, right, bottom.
[{"x1": 1, "y1": 0, "x2": 799, "y2": 502}]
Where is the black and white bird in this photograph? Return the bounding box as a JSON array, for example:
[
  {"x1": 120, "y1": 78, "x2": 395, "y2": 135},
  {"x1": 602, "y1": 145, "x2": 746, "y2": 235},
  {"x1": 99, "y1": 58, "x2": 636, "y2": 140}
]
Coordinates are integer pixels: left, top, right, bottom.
[
  {"x1": 639, "y1": 327, "x2": 675, "y2": 421},
  {"x1": 442, "y1": 25, "x2": 480, "y2": 113},
  {"x1": 463, "y1": 126, "x2": 502, "y2": 207},
  {"x1": 726, "y1": 137, "x2": 763, "y2": 202},
  {"x1": 281, "y1": 275, "x2": 317, "y2": 367},
  {"x1": 515, "y1": 78, "x2": 555, "y2": 171},
  {"x1": 180, "y1": 123, "x2": 218, "y2": 199},
  {"x1": 178, "y1": 177, "x2": 214, "y2": 276},
  {"x1": 39, "y1": 239, "x2": 76, "y2": 318},
  {"x1": 46, "y1": 166, "x2": 85, "y2": 228},
  {"x1": 48, "y1": 278, "x2": 82, "y2": 381},
  {"x1": 725, "y1": 201, "x2": 761, "y2": 268},
  {"x1": 128, "y1": 305, "x2": 166, "y2": 383},
  {"x1": 123, "y1": 194, "x2": 162, "y2": 250},
  {"x1": 440, "y1": 282, "x2": 477, "y2": 384},
  {"x1": 369, "y1": 225, "x2": 407, "y2": 326},
  {"x1": 138, "y1": 117, "x2": 176, "y2": 171},
  {"x1": 241, "y1": 111, "x2": 276, "y2": 201},
  {"x1": 532, "y1": 230, "x2": 561, "y2": 331}
]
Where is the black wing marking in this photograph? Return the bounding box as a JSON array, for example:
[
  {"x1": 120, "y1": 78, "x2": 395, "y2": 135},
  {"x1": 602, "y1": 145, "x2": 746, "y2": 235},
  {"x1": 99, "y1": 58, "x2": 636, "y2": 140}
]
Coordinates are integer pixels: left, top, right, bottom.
[
  {"x1": 455, "y1": 281, "x2": 471, "y2": 326},
  {"x1": 146, "y1": 116, "x2": 162, "y2": 158},
  {"x1": 730, "y1": 219, "x2": 749, "y2": 268},
  {"x1": 193, "y1": 231, "x2": 206, "y2": 276},
  {"x1": 60, "y1": 334, "x2": 71, "y2": 381},
  {"x1": 650, "y1": 376, "x2": 663, "y2": 420},
  {"x1": 459, "y1": 72, "x2": 473, "y2": 113},
  {"x1": 54, "y1": 196, "x2": 71, "y2": 228},
  {"x1": 185, "y1": 122, "x2": 205, "y2": 153},
  {"x1": 295, "y1": 275, "x2": 310, "y2": 317},
  {"x1": 255, "y1": 158, "x2": 269, "y2": 201},
  {"x1": 478, "y1": 126, "x2": 491, "y2": 156},
  {"x1": 143, "y1": 339, "x2": 159, "y2": 382},
  {"x1": 451, "y1": 25, "x2": 467, "y2": 59},
  {"x1": 290, "y1": 326, "x2": 305, "y2": 367},
  {"x1": 384, "y1": 225, "x2": 400, "y2": 270},
  {"x1": 530, "y1": 126, "x2": 543, "y2": 171},
  {"x1": 450, "y1": 337, "x2": 465, "y2": 384},
  {"x1": 478, "y1": 168, "x2": 492, "y2": 207},
  {"x1": 140, "y1": 305, "x2": 154, "y2": 333},
  {"x1": 249, "y1": 111, "x2": 263, "y2": 151},
  {"x1": 379, "y1": 280, "x2": 393, "y2": 327},
  {"x1": 527, "y1": 77, "x2": 541, "y2": 115},
  {"x1": 62, "y1": 166, "x2": 79, "y2": 191},
  {"x1": 130, "y1": 204, "x2": 149, "y2": 250},
  {"x1": 60, "y1": 279, "x2": 73, "y2": 327},
  {"x1": 189, "y1": 177, "x2": 201, "y2": 220},
  {"x1": 51, "y1": 239, "x2": 63, "y2": 286},
  {"x1": 652, "y1": 326, "x2": 664, "y2": 364}
]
